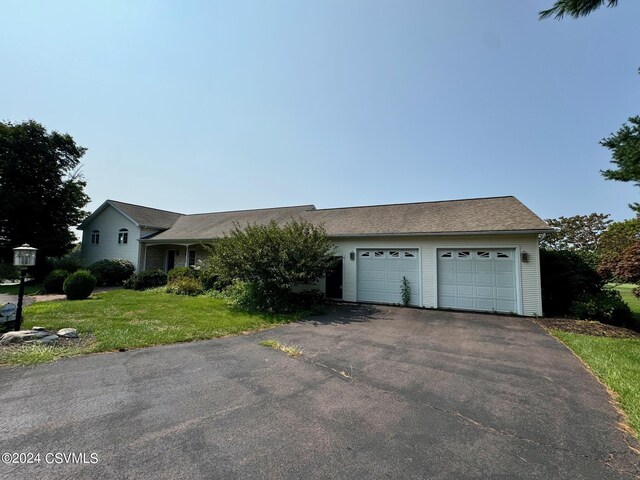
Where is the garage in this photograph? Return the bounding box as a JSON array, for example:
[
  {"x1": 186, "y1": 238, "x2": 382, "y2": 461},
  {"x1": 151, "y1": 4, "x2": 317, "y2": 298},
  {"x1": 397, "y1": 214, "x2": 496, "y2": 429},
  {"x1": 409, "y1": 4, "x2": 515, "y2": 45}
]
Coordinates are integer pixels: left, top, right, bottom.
[
  {"x1": 437, "y1": 249, "x2": 518, "y2": 314},
  {"x1": 357, "y1": 249, "x2": 419, "y2": 306}
]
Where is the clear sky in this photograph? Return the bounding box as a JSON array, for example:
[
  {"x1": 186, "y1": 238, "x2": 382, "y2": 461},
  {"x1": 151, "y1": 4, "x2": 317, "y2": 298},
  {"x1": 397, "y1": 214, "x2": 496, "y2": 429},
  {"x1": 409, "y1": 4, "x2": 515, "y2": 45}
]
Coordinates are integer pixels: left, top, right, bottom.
[{"x1": 2, "y1": 0, "x2": 639, "y2": 223}]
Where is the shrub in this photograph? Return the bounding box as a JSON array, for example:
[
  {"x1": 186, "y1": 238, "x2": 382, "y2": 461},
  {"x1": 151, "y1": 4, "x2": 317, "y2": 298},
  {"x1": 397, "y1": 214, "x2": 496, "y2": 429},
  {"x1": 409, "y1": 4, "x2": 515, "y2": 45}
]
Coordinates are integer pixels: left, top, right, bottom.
[
  {"x1": 572, "y1": 290, "x2": 633, "y2": 327},
  {"x1": 167, "y1": 266, "x2": 198, "y2": 282},
  {"x1": 88, "y1": 259, "x2": 135, "y2": 286},
  {"x1": 43, "y1": 269, "x2": 70, "y2": 294},
  {"x1": 204, "y1": 219, "x2": 336, "y2": 312},
  {"x1": 0, "y1": 262, "x2": 18, "y2": 282},
  {"x1": 63, "y1": 270, "x2": 97, "y2": 300},
  {"x1": 47, "y1": 247, "x2": 82, "y2": 274},
  {"x1": 166, "y1": 277, "x2": 204, "y2": 296},
  {"x1": 225, "y1": 280, "x2": 324, "y2": 313},
  {"x1": 123, "y1": 270, "x2": 167, "y2": 291},
  {"x1": 540, "y1": 249, "x2": 603, "y2": 316}
]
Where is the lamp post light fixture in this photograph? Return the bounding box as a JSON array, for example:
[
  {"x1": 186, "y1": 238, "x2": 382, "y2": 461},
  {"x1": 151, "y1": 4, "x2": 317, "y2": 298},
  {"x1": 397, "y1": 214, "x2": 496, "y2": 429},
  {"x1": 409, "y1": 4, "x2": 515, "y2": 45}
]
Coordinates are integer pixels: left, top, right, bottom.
[{"x1": 13, "y1": 244, "x2": 37, "y2": 331}]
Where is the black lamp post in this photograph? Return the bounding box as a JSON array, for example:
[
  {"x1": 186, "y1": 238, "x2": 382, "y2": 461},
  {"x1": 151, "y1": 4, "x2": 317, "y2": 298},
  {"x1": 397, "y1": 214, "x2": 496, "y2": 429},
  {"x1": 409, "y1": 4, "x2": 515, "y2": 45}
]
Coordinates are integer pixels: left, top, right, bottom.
[{"x1": 13, "y1": 244, "x2": 37, "y2": 331}]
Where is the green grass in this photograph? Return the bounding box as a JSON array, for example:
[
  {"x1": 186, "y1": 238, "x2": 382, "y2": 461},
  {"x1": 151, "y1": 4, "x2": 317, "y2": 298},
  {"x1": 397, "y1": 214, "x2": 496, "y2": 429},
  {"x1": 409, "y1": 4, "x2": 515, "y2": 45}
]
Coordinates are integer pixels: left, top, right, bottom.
[
  {"x1": 611, "y1": 283, "x2": 640, "y2": 319},
  {"x1": 0, "y1": 283, "x2": 41, "y2": 295},
  {"x1": 0, "y1": 289, "x2": 303, "y2": 366},
  {"x1": 553, "y1": 331, "x2": 640, "y2": 439}
]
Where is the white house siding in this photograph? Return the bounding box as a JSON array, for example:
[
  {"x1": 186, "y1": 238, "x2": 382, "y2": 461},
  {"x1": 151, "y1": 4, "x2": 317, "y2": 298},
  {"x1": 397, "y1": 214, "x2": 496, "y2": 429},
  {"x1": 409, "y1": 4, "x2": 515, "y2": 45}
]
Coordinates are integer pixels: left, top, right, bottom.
[
  {"x1": 330, "y1": 234, "x2": 542, "y2": 316},
  {"x1": 81, "y1": 206, "x2": 142, "y2": 269}
]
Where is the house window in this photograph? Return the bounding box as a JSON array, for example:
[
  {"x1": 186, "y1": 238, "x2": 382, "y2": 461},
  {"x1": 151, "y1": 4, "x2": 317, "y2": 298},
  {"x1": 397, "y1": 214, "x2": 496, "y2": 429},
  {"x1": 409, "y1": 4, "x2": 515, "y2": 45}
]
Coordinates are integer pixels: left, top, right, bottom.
[
  {"x1": 476, "y1": 251, "x2": 490, "y2": 258},
  {"x1": 188, "y1": 249, "x2": 196, "y2": 267},
  {"x1": 496, "y1": 251, "x2": 511, "y2": 259},
  {"x1": 90, "y1": 230, "x2": 100, "y2": 245},
  {"x1": 360, "y1": 251, "x2": 370, "y2": 258},
  {"x1": 118, "y1": 229, "x2": 129, "y2": 245},
  {"x1": 404, "y1": 251, "x2": 415, "y2": 258},
  {"x1": 374, "y1": 251, "x2": 385, "y2": 258},
  {"x1": 440, "y1": 251, "x2": 452, "y2": 258},
  {"x1": 457, "y1": 251, "x2": 471, "y2": 258},
  {"x1": 389, "y1": 251, "x2": 399, "y2": 258}
]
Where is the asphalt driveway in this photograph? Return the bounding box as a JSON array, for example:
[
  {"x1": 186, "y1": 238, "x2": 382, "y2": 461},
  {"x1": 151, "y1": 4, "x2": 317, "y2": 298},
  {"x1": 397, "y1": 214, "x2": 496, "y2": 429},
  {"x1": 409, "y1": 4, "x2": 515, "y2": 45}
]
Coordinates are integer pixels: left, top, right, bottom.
[{"x1": 0, "y1": 305, "x2": 638, "y2": 479}]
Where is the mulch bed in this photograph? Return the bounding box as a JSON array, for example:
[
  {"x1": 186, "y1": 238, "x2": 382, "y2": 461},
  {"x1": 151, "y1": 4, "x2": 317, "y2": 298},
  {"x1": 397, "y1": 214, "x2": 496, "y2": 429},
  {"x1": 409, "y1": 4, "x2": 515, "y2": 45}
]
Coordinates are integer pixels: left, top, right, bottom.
[{"x1": 535, "y1": 317, "x2": 640, "y2": 339}]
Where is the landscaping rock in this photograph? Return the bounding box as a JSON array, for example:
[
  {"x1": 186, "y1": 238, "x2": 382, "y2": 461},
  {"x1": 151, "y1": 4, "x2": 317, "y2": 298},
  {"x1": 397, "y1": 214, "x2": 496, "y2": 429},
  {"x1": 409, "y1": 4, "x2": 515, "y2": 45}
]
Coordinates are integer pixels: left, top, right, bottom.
[
  {"x1": 32, "y1": 326, "x2": 46, "y2": 331},
  {"x1": 56, "y1": 328, "x2": 78, "y2": 338},
  {"x1": 0, "y1": 330, "x2": 50, "y2": 345},
  {"x1": 36, "y1": 334, "x2": 59, "y2": 344}
]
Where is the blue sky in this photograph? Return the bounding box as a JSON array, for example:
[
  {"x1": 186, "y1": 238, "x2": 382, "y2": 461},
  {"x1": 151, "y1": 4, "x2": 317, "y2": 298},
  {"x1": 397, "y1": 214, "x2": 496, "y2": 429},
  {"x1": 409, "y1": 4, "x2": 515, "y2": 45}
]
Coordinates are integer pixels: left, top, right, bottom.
[{"x1": 2, "y1": 0, "x2": 639, "y2": 222}]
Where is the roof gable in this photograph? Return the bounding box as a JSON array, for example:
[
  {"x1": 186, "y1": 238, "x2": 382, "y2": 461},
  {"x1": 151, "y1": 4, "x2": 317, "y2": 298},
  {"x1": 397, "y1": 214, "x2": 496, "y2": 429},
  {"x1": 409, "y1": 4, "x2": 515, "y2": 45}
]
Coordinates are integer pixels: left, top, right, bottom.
[{"x1": 79, "y1": 200, "x2": 182, "y2": 230}]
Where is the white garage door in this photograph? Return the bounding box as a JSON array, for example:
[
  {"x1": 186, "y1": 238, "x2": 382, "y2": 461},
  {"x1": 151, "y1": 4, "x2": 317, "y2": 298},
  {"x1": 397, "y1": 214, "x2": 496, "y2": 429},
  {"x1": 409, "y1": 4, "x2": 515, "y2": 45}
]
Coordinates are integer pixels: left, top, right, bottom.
[
  {"x1": 357, "y1": 249, "x2": 419, "y2": 306},
  {"x1": 437, "y1": 249, "x2": 518, "y2": 314}
]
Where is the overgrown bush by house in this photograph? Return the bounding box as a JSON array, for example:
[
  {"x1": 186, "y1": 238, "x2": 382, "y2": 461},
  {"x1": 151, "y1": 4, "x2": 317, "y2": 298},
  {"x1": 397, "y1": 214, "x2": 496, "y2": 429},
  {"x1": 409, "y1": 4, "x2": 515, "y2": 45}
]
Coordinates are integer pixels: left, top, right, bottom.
[
  {"x1": 63, "y1": 270, "x2": 97, "y2": 300},
  {"x1": 88, "y1": 259, "x2": 135, "y2": 286},
  {"x1": 123, "y1": 270, "x2": 168, "y2": 291},
  {"x1": 43, "y1": 269, "x2": 70, "y2": 294},
  {"x1": 540, "y1": 249, "x2": 603, "y2": 316},
  {"x1": 166, "y1": 276, "x2": 204, "y2": 296},
  {"x1": 225, "y1": 280, "x2": 325, "y2": 314},
  {"x1": 572, "y1": 290, "x2": 633, "y2": 327},
  {"x1": 203, "y1": 219, "x2": 336, "y2": 313},
  {"x1": 167, "y1": 266, "x2": 198, "y2": 282}
]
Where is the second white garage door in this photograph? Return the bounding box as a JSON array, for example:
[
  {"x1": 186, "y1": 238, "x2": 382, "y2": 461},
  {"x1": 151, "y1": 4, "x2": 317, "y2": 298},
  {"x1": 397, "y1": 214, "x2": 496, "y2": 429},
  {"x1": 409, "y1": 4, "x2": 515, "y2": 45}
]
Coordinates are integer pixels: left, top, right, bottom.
[
  {"x1": 357, "y1": 249, "x2": 419, "y2": 306},
  {"x1": 437, "y1": 249, "x2": 518, "y2": 314}
]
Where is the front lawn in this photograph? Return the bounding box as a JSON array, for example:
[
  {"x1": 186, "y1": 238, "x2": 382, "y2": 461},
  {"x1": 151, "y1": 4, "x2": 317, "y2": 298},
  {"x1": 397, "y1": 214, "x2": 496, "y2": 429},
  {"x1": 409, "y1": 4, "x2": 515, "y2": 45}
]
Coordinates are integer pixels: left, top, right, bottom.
[
  {"x1": 0, "y1": 289, "x2": 302, "y2": 365},
  {"x1": 0, "y1": 283, "x2": 41, "y2": 295},
  {"x1": 552, "y1": 331, "x2": 640, "y2": 440}
]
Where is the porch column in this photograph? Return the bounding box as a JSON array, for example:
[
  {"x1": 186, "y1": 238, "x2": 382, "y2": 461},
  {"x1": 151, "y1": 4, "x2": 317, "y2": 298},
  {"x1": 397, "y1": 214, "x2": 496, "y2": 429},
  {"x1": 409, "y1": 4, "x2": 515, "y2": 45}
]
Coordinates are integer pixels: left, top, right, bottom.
[{"x1": 184, "y1": 244, "x2": 191, "y2": 267}]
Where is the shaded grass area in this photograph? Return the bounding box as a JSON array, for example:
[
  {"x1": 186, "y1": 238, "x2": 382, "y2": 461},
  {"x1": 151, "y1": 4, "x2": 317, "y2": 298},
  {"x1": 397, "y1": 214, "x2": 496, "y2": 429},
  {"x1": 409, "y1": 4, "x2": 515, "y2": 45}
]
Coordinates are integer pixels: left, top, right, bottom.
[
  {"x1": 553, "y1": 331, "x2": 640, "y2": 440},
  {"x1": 612, "y1": 284, "x2": 640, "y2": 319},
  {"x1": 0, "y1": 289, "x2": 303, "y2": 365},
  {"x1": 0, "y1": 283, "x2": 41, "y2": 295}
]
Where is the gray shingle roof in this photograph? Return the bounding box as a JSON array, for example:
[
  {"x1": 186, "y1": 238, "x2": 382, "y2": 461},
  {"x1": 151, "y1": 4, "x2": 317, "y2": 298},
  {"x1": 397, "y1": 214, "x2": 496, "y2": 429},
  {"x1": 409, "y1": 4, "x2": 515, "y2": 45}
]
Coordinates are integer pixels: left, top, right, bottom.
[
  {"x1": 149, "y1": 205, "x2": 315, "y2": 241},
  {"x1": 144, "y1": 196, "x2": 550, "y2": 242},
  {"x1": 107, "y1": 200, "x2": 182, "y2": 229},
  {"x1": 78, "y1": 200, "x2": 182, "y2": 230}
]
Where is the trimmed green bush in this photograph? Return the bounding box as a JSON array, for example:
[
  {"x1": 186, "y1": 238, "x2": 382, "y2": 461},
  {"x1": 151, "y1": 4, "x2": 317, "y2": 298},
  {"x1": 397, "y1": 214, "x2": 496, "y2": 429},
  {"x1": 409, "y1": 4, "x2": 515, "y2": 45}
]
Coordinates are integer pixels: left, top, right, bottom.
[
  {"x1": 123, "y1": 270, "x2": 167, "y2": 291},
  {"x1": 572, "y1": 290, "x2": 633, "y2": 327},
  {"x1": 63, "y1": 270, "x2": 97, "y2": 300},
  {"x1": 88, "y1": 259, "x2": 135, "y2": 286},
  {"x1": 167, "y1": 266, "x2": 198, "y2": 282},
  {"x1": 43, "y1": 269, "x2": 70, "y2": 294},
  {"x1": 166, "y1": 277, "x2": 204, "y2": 296}
]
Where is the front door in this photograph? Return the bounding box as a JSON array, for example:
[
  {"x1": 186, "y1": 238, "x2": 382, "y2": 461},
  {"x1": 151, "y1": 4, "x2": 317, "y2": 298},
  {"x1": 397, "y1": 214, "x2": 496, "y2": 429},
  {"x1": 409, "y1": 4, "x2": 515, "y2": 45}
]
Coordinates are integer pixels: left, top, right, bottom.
[
  {"x1": 326, "y1": 257, "x2": 343, "y2": 299},
  {"x1": 166, "y1": 250, "x2": 176, "y2": 271}
]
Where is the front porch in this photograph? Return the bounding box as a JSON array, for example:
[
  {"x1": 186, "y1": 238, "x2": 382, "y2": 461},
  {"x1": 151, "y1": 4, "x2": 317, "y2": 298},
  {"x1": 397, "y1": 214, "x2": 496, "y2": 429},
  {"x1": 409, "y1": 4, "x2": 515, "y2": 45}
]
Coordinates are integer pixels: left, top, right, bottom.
[{"x1": 141, "y1": 243, "x2": 209, "y2": 272}]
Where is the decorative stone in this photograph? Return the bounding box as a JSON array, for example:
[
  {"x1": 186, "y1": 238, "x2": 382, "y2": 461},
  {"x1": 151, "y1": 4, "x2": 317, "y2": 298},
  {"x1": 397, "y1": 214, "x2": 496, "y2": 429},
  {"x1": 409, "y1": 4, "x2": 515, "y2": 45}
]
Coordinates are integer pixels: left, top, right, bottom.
[
  {"x1": 36, "y1": 335, "x2": 59, "y2": 344},
  {"x1": 56, "y1": 328, "x2": 78, "y2": 338},
  {"x1": 0, "y1": 330, "x2": 50, "y2": 345},
  {"x1": 32, "y1": 326, "x2": 46, "y2": 331}
]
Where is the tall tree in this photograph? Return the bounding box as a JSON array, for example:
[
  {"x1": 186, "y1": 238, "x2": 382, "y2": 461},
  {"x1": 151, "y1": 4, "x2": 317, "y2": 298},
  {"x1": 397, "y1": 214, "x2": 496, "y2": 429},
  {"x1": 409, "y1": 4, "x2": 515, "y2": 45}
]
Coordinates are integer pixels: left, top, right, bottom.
[
  {"x1": 540, "y1": 213, "x2": 612, "y2": 256},
  {"x1": 601, "y1": 116, "x2": 640, "y2": 213},
  {"x1": 0, "y1": 120, "x2": 90, "y2": 274},
  {"x1": 539, "y1": 0, "x2": 619, "y2": 19}
]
